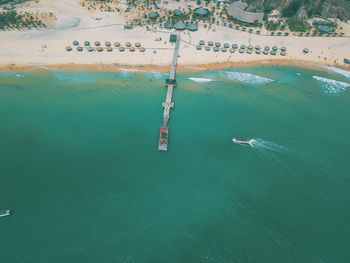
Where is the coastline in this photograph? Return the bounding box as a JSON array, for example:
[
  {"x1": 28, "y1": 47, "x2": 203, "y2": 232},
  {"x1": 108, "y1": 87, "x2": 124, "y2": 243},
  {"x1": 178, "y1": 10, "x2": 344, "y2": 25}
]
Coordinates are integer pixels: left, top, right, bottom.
[{"x1": 1, "y1": 59, "x2": 349, "y2": 73}]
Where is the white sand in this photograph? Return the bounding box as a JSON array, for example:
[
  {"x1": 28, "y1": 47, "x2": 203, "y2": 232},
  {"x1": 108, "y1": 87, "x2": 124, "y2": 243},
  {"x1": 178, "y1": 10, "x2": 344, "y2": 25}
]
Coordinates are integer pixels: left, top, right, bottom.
[{"x1": 1, "y1": 0, "x2": 350, "y2": 69}]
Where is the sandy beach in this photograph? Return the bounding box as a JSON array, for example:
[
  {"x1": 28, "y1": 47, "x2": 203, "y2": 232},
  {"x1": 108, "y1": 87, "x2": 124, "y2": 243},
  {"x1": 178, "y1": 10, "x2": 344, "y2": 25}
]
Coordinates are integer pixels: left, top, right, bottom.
[{"x1": 1, "y1": 0, "x2": 350, "y2": 71}]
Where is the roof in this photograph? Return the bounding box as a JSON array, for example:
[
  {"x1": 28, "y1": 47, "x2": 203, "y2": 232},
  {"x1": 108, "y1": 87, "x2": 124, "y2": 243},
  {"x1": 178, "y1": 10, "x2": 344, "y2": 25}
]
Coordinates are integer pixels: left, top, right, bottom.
[
  {"x1": 148, "y1": 11, "x2": 159, "y2": 19},
  {"x1": 173, "y1": 9, "x2": 183, "y2": 16},
  {"x1": 164, "y1": 21, "x2": 173, "y2": 29},
  {"x1": 226, "y1": 1, "x2": 264, "y2": 24},
  {"x1": 174, "y1": 21, "x2": 186, "y2": 30},
  {"x1": 194, "y1": 7, "x2": 209, "y2": 16},
  {"x1": 187, "y1": 23, "x2": 198, "y2": 31},
  {"x1": 319, "y1": 25, "x2": 331, "y2": 32}
]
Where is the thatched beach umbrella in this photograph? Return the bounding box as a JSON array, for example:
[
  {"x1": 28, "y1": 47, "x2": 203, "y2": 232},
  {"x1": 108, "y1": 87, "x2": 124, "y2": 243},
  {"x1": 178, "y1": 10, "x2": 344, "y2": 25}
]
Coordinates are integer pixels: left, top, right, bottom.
[
  {"x1": 196, "y1": 45, "x2": 202, "y2": 50},
  {"x1": 84, "y1": 41, "x2": 90, "y2": 46},
  {"x1": 87, "y1": 47, "x2": 93, "y2": 52},
  {"x1": 77, "y1": 46, "x2": 83, "y2": 52},
  {"x1": 264, "y1": 46, "x2": 270, "y2": 51},
  {"x1": 205, "y1": 46, "x2": 210, "y2": 51},
  {"x1": 213, "y1": 47, "x2": 219, "y2": 52},
  {"x1": 232, "y1": 44, "x2": 238, "y2": 49},
  {"x1": 263, "y1": 50, "x2": 269, "y2": 55},
  {"x1": 173, "y1": 9, "x2": 183, "y2": 16},
  {"x1": 139, "y1": 47, "x2": 145, "y2": 52},
  {"x1": 107, "y1": 47, "x2": 113, "y2": 52},
  {"x1": 230, "y1": 48, "x2": 235, "y2": 53},
  {"x1": 164, "y1": 21, "x2": 173, "y2": 29},
  {"x1": 97, "y1": 47, "x2": 103, "y2": 52},
  {"x1": 255, "y1": 45, "x2": 261, "y2": 50},
  {"x1": 187, "y1": 23, "x2": 198, "y2": 31},
  {"x1": 129, "y1": 46, "x2": 135, "y2": 52},
  {"x1": 199, "y1": 40, "x2": 205, "y2": 45},
  {"x1": 281, "y1": 46, "x2": 287, "y2": 51},
  {"x1": 208, "y1": 41, "x2": 214, "y2": 46},
  {"x1": 221, "y1": 47, "x2": 227, "y2": 52},
  {"x1": 73, "y1": 40, "x2": 79, "y2": 46},
  {"x1": 125, "y1": 42, "x2": 131, "y2": 47},
  {"x1": 148, "y1": 11, "x2": 159, "y2": 19},
  {"x1": 94, "y1": 41, "x2": 101, "y2": 46},
  {"x1": 272, "y1": 46, "x2": 278, "y2": 51},
  {"x1": 303, "y1": 48, "x2": 309, "y2": 53},
  {"x1": 194, "y1": 7, "x2": 209, "y2": 16},
  {"x1": 240, "y1": 44, "x2": 246, "y2": 49},
  {"x1": 255, "y1": 50, "x2": 261, "y2": 54},
  {"x1": 119, "y1": 47, "x2": 125, "y2": 52},
  {"x1": 248, "y1": 45, "x2": 254, "y2": 50},
  {"x1": 246, "y1": 49, "x2": 252, "y2": 54},
  {"x1": 280, "y1": 51, "x2": 286, "y2": 56},
  {"x1": 65, "y1": 46, "x2": 72, "y2": 51},
  {"x1": 174, "y1": 21, "x2": 186, "y2": 30},
  {"x1": 215, "y1": 42, "x2": 221, "y2": 47},
  {"x1": 135, "y1": 42, "x2": 141, "y2": 47},
  {"x1": 270, "y1": 50, "x2": 277, "y2": 55},
  {"x1": 239, "y1": 49, "x2": 244, "y2": 53},
  {"x1": 114, "y1": 42, "x2": 120, "y2": 47},
  {"x1": 105, "y1": 41, "x2": 111, "y2": 47},
  {"x1": 224, "y1": 43, "x2": 229, "y2": 48}
]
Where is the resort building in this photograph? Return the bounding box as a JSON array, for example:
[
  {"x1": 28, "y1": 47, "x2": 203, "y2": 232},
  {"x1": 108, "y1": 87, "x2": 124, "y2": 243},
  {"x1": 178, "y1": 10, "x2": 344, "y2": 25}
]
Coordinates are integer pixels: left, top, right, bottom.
[{"x1": 226, "y1": 1, "x2": 264, "y2": 24}]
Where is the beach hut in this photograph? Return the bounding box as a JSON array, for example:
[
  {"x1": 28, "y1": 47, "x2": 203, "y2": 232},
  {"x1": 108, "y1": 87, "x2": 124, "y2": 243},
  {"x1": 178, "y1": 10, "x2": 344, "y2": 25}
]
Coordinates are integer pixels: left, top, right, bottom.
[
  {"x1": 230, "y1": 48, "x2": 235, "y2": 53},
  {"x1": 272, "y1": 46, "x2": 278, "y2": 51},
  {"x1": 174, "y1": 21, "x2": 186, "y2": 30},
  {"x1": 264, "y1": 46, "x2": 270, "y2": 51},
  {"x1": 87, "y1": 47, "x2": 93, "y2": 52},
  {"x1": 255, "y1": 45, "x2": 261, "y2": 50},
  {"x1": 114, "y1": 42, "x2": 120, "y2": 47},
  {"x1": 280, "y1": 51, "x2": 286, "y2": 56},
  {"x1": 221, "y1": 47, "x2": 227, "y2": 52},
  {"x1": 205, "y1": 46, "x2": 211, "y2": 51},
  {"x1": 84, "y1": 41, "x2": 90, "y2": 46},
  {"x1": 129, "y1": 47, "x2": 135, "y2": 52},
  {"x1": 119, "y1": 47, "x2": 125, "y2": 52},
  {"x1": 173, "y1": 9, "x2": 183, "y2": 16},
  {"x1": 199, "y1": 40, "x2": 205, "y2": 45},
  {"x1": 107, "y1": 47, "x2": 113, "y2": 52},
  {"x1": 105, "y1": 41, "x2": 111, "y2": 47},
  {"x1": 148, "y1": 11, "x2": 159, "y2": 19},
  {"x1": 73, "y1": 40, "x2": 79, "y2": 46},
  {"x1": 187, "y1": 23, "x2": 198, "y2": 32},
  {"x1": 196, "y1": 45, "x2": 202, "y2": 50},
  {"x1": 270, "y1": 50, "x2": 277, "y2": 55},
  {"x1": 208, "y1": 41, "x2": 214, "y2": 46},
  {"x1": 215, "y1": 42, "x2": 221, "y2": 47},
  {"x1": 96, "y1": 47, "x2": 103, "y2": 52},
  {"x1": 232, "y1": 44, "x2": 238, "y2": 49},
  {"x1": 248, "y1": 45, "x2": 254, "y2": 50},
  {"x1": 240, "y1": 44, "x2": 246, "y2": 49},
  {"x1": 77, "y1": 46, "x2": 83, "y2": 52},
  {"x1": 263, "y1": 50, "x2": 268, "y2": 55},
  {"x1": 139, "y1": 47, "x2": 145, "y2": 52},
  {"x1": 281, "y1": 46, "x2": 287, "y2": 51},
  {"x1": 135, "y1": 42, "x2": 141, "y2": 47},
  {"x1": 65, "y1": 46, "x2": 72, "y2": 51},
  {"x1": 303, "y1": 48, "x2": 309, "y2": 53},
  {"x1": 224, "y1": 43, "x2": 230, "y2": 48},
  {"x1": 125, "y1": 42, "x2": 131, "y2": 47},
  {"x1": 213, "y1": 47, "x2": 219, "y2": 52},
  {"x1": 194, "y1": 7, "x2": 209, "y2": 17},
  {"x1": 94, "y1": 41, "x2": 101, "y2": 46},
  {"x1": 164, "y1": 21, "x2": 173, "y2": 29}
]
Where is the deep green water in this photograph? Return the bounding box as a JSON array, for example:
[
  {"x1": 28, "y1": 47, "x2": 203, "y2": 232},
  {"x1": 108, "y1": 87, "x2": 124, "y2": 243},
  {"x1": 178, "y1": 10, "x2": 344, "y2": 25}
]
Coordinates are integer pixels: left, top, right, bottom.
[{"x1": 0, "y1": 65, "x2": 350, "y2": 262}]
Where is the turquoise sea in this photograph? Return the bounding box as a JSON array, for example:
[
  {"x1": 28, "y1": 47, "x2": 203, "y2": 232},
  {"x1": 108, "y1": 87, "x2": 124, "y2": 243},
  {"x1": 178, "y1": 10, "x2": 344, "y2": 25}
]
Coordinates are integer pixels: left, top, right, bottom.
[{"x1": 0, "y1": 65, "x2": 350, "y2": 262}]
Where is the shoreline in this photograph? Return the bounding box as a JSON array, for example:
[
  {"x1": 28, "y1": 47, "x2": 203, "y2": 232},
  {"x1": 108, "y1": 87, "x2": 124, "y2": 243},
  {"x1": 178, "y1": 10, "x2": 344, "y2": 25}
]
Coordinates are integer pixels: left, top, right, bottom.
[{"x1": 1, "y1": 59, "x2": 349, "y2": 73}]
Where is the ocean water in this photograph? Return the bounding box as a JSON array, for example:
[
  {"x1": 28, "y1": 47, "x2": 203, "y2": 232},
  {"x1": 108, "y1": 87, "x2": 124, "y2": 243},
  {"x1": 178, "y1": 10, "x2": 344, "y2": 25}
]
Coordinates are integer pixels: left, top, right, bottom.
[{"x1": 0, "y1": 65, "x2": 350, "y2": 262}]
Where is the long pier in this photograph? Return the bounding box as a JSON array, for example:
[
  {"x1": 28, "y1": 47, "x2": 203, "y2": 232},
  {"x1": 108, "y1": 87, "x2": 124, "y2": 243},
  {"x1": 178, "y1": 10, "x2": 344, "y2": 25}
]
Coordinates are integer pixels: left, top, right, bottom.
[{"x1": 158, "y1": 34, "x2": 180, "y2": 151}]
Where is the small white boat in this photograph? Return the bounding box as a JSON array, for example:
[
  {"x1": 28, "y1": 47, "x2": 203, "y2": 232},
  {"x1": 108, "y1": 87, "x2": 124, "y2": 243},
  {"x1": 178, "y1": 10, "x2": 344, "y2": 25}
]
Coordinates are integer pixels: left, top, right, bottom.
[
  {"x1": 0, "y1": 210, "x2": 10, "y2": 217},
  {"x1": 232, "y1": 138, "x2": 254, "y2": 147}
]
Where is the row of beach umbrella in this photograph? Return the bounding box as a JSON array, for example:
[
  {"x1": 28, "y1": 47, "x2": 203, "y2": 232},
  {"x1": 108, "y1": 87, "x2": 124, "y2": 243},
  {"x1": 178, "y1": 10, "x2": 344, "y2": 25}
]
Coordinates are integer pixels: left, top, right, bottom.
[
  {"x1": 72, "y1": 41, "x2": 142, "y2": 48},
  {"x1": 66, "y1": 46, "x2": 145, "y2": 52},
  {"x1": 164, "y1": 21, "x2": 198, "y2": 31}
]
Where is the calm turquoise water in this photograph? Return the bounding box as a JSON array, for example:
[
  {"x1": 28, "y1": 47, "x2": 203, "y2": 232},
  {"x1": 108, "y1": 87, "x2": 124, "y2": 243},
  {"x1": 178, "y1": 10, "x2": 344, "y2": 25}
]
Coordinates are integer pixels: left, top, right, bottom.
[{"x1": 0, "y1": 65, "x2": 350, "y2": 262}]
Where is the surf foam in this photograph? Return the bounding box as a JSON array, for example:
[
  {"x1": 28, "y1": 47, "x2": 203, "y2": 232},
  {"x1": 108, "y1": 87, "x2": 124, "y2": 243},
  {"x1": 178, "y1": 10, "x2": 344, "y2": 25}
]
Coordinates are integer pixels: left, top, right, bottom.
[
  {"x1": 312, "y1": 76, "x2": 350, "y2": 94},
  {"x1": 219, "y1": 71, "x2": 273, "y2": 85},
  {"x1": 328, "y1": 66, "x2": 350, "y2": 80},
  {"x1": 188, "y1": 77, "x2": 216, "y2": 83}
]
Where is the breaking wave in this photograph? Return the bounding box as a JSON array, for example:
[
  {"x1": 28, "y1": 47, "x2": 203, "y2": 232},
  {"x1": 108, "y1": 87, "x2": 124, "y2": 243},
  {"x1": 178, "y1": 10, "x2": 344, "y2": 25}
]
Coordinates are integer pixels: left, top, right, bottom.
[
  {"x1": 146, "y1": 71, "x2": 168, "y2": 80},
  {"x1": 218, "y1": 71, "x2": 273, "y2": 85},
  {"x1": 328, "y1": 66, "x2": 350, "y2": 80},
  {"x1": 188, "y1": 77, "x2": 216, "y2": 83},
  {"x1": 312, "y1": 76, "x2": 350, "y2": 94}
]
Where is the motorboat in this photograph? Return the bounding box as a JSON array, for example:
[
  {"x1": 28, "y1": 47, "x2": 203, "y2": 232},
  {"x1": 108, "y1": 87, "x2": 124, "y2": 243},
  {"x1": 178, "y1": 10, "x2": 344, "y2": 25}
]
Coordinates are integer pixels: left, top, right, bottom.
[
  {"x1": 0, "y1": 210, "x2": 10, "y2": 217},
  {"x1": 232, "y1": 138, "x2": 253, "y2": 147}
]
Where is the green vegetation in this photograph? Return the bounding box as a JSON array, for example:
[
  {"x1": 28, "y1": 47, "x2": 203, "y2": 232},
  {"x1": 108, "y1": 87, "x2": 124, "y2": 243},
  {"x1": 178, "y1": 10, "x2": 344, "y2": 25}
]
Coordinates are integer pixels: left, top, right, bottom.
[
  {"x1": 0, "y1": 11, "x2": 46, "y2": 30},
  {"x1": 282, "y1": 0, "x2": 302, "y2": 17},
  {"x1": 286, "y1": 18, "x2": 309, "y2": 32}
]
